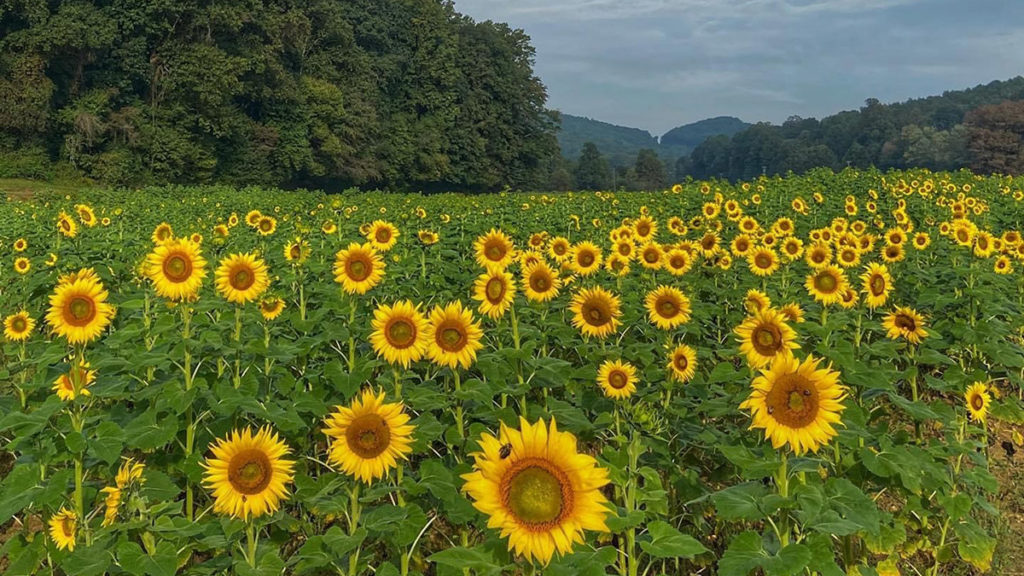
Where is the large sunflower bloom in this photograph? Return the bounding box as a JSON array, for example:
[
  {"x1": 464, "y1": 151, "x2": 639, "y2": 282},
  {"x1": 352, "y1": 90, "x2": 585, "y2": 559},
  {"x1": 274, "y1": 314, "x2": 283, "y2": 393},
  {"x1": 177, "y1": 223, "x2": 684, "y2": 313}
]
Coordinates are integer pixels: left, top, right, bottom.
[
  {"x1": 369, "y1": 300, "x2": 429, "y2": 368},
  {"x1": 569, "y1": 287, "x2": 621, "y2": 339},
  {"x1": 474, "y1": 229, "x2": 516, "y2": 270},
  {"x1": 472, "y1": 269, "x2": 516, "y2": 319},
  {"x1": 860, "y1": 263, "x2": 893, "y2": 309},
  {"x1": 735, "y1": 309, "x2": 800, "y2": 368},
  {"x1": 424, "y1": 301, "x2": 484, "y2": 369},
  {"x1": 46, "y1": 273, "x2": 116, "y2": 345},
  {"x1": 322, "y1": 389, "x2": 415, "y2": 483},
  {"x1": 145, "y1": 238, "x2": 207, "y2": 301},
  {"x1": 333, "y1": 243, "x2": 386, "y2": 295},
  {"x1": 644, "y1": 285, "x2": 691, "y2": 330},
  {"x1": 215, "y1": 253, "x2": 270, "y2": 304},
  {"x1": 201, "y1": 427, "x2": 295, "y2": 520}
]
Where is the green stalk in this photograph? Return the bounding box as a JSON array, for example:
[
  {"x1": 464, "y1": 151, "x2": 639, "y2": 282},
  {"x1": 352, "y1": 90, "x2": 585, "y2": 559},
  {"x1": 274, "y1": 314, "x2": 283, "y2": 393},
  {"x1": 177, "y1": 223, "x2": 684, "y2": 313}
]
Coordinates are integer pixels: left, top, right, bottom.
[
  {"x1": 182, "y1": 304, "x2": 195, "y2": 521},
  {"x1": 233, "y1": 305, "x2": 243, "y2": 388}
]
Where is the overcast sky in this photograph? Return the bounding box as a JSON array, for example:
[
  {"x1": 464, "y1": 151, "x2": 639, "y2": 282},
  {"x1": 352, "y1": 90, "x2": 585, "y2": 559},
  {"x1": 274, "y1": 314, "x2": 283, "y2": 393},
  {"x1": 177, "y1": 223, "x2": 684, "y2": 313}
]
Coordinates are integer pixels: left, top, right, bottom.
[{"x1": 454, "y1": 0, "x2": 1024, "y2": 136}]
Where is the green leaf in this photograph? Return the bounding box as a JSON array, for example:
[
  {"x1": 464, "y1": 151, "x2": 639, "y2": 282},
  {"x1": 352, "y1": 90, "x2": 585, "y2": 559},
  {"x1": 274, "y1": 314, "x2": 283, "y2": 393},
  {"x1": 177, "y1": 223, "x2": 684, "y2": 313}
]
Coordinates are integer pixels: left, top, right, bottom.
[
  {"x1": 546, "y1": 546, "x2": 617, "y2": 576},
  {"x1": 0, "y1": 465, "x2": 44, "y2": 523},
  {"x1": 955, "y1": 521, "x2": 995, "y2": 572},
  {"x1": 712, "y1": 482, "x2": 770, "y2": 521},
  {"x1": 718, "y1": 531, "x2": 812, "y2": 576},
  {"x1": 428, "y1": 546, "x2": 505, "y2": 576},
  {"x1": 639, "y1": 520, "x2": 708, "y2": 559}
]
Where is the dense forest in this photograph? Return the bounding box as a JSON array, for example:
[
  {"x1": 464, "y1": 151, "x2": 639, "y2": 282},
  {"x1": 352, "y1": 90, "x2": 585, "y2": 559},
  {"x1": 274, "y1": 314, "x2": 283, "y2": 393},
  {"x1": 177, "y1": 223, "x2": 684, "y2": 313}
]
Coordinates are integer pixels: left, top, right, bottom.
[{"x1": 0, "y1": 0, "x2": 559, "y2": 192}]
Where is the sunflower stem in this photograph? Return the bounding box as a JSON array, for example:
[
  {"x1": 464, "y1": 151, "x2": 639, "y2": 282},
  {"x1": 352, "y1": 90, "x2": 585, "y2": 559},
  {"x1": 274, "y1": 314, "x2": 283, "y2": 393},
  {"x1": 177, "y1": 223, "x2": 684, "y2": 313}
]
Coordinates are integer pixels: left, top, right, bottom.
[
  {"x1": 349, "y1": 484, "x2": 362, "y2": 576},
  {"x1": 453, "y1": 369, "x2": 465, "y2": 440},
  {"x1": 776, "y1": 452, "x2": 790, "y2": 547},
  {"x1": 233, "y1": 305, "x2": 243, "y2": 389},
  {"x1": 183, "y1": 304, "x2": 195, "y2": 521},
  {"x1": 246, "y1": 521, "x2": 258, "y2": 568},
  {"x1": 298, "y1": 268, "x2": 307, "y2": 322},
  {"x1": 348, "y1": 297, "x2": 358, "y2": 373}
]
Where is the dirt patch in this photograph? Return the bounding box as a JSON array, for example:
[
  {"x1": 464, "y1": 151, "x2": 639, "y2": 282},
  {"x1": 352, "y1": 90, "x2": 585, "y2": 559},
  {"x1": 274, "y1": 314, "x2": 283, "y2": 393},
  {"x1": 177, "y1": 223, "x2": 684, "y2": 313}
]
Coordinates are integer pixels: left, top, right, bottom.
[{"x1": 990, "y1": 419, "x2": 1024, "y2": 574}]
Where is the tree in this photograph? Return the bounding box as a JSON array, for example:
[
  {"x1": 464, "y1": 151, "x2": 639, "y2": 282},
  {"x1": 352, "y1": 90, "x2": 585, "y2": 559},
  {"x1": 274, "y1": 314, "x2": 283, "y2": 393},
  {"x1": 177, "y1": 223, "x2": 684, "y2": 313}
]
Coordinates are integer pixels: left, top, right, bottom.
[
  {"x1": 574, "y1": 142, "x2": 611, "y2": 190},
  {"x1": 965, "y1": 100, "x2": 1024, "y2": 175},
  {"x1": 633, "y1": 148, "x2": 666, "y2": 190}
]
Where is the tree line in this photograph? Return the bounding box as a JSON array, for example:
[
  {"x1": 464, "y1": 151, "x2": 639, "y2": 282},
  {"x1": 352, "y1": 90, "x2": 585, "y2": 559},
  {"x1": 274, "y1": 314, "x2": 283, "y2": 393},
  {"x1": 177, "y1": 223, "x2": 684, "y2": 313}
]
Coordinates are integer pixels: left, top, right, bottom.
[{"x1": 0, "y1": 0, "x2": 560, "y2": 192}]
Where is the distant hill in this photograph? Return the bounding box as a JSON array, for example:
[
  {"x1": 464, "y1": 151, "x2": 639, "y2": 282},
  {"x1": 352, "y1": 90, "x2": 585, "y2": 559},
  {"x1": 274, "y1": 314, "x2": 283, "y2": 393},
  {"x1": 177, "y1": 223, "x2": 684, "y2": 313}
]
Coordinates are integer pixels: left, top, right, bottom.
[{"x1": 557, "y1": 114, "x2": 750, "y2": 168}]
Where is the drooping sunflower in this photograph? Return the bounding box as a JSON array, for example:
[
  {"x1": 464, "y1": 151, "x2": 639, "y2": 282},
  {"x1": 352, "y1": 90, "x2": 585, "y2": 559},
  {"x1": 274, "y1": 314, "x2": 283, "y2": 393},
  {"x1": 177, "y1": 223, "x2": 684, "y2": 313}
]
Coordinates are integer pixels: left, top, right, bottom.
[
  {"x1": 740, "y1": 354, "x2": 846, "y2": 455},
  {"x1": 417, "y1": 230, "x2": 439, "y2": 246},
  {"x1": 644, "y1": 285, "x2": 691, "y2": 330},
  {"x1": 735, "y1": 309, "x2": 800, "y2": 368},
  {"x1": 964, "y1": 382, "x2": 991, "y2": 423},
  {"x1": 883, "y1": 307, "x2": 928, "y2": 344},
  {"x1": 370, "y1": 300, "x2": 429, "y2": 368},
  {"x1": 472, "y1": 269, "x2": 516, "y2": 319},
  {"x1": 57, "y1": 211, "x2": 78, "y2": 238},
  {"x1": 461, "y1": 418, "x2": 611, "y2": 565},
  {"x1": 805, "y1": 266, "x2": 848, "y2": 306},
  {"x1": 667, "y1": 344, "x2": 697, "y2": 383},
  {"x1": 569, "y1": 287, "x2": 621, "y2": 339},
  {"x1": 333, "y1": 243, "x2": 385, "y2": 295},
  {"x1": 100, "y1": 458, "x2": 146, "y2": 527},
  {"x1": 747, "y1": 247, "x2": 780, "y2": 276},
  {"x1": 259, "y1": 297, "x2": 286, "y2": 321},
  {"x1": 597, "y1": 359, "x2": 638, "y2": 399},
  {"x1": 215, "y1": 253, "x2": 269, "y2": 304},
  {"x1": 3, "y1": 311, "x2": 35, "y2": 341},
  {"x1": 47, "y1": 273, "x2": 116, "y2": 345},
  {"x1": 48, "y1": 508, "x2": 77, "y2": 551},
  {"x1": 284, "y1": 238, "x2": 310, "y2": 263},
  {"x1": 570, "y1": 241, "x2": 603, "y2": 276},
  {"x1": 53, "y1": 361, "x2": 96, "y2": 401},
  {"x1": 860, "y1": 263, "x2": 893, "y2": 309},
  {"x1": 322, "y1": 388, "x2": 415, "y2": 483},
  {"x1": 367, "y1": 220, "x2": 400, "y2": 251},
  {"x1": 145, "y1": 238, "x2": 207, "y2": 301},
  {"x1": 425, "y1": 301, "x2": 484, "y2": 369},
  {"x1": 151, "y1": 222, "x2": 173, "y2": 244},
  {"x1": 474, "y1": 229, "x2": 516, "y2": 270},
  {"x1": 522, "y1": 261, "x2": 561, "y2": 303},
  {"x1": 202, "y1": 427, "x2": 295, "y2": 520}
]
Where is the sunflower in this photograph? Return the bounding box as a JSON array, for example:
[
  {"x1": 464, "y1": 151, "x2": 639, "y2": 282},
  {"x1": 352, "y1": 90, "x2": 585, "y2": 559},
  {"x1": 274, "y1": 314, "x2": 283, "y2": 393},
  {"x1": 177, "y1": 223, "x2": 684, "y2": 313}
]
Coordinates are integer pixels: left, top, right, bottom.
[
  {"x1": 418, "y1": 230, "x2": 439, "y2": 246},
  {"x1": 698, "y1": 231, "x2": 720, "y2": 257},
  {"x1": 645, "y1": 286, "x2": 691, "y2": 330},
  {"x1": 633, "y1": 216, "x2": 656, "y2": 241},
  {"x1": 322, "y1": 389, "x2": 415, "y2": 483},
  {"x1": 747, "y1": 247, "x2": 779, "y2": 276},
  {"x1": 101, "y1": 458, "x2": 146, "y2": 526},
  {"x1": 245, "y1": 210, "x2": 263, "y2": 227},
  {"x1": 472, "y1": 269, "x2": 516, "y2": 319},
  {"x1": 14, "y1": 257, "x2": 30, "y2": 274},
  {"x1": 202, "y1": 427, "x2": 295, "y2": 520},
  {"x1": 638, "y1": 243, "x2": 664, "y2": 270},
  {"x1": 151, "y1": 222, "x2": 173, "y2": 244},
  {"x1": 333, "y1": 243, "x2": 385, "y2": 295},
  {"x1": 667, "y1": 344, "x2": 697, "y2": 383},
  {"x1": 475, "y1": 229, "x2": 516, "y2": 270},
  {"x1": 735, "y1": 309, "x2": 800, "y2": 368},
  {"x1": 781, "y1": 237, "x2": 804, "y2": 260},
  {"x1": 860, "y1": 263, "x2": 892, "y2": 309},
  {"x1": 13, "y1": 238, "x2": 27, "y2": 252},
  {"x1": 370, "y1": 300, "x2": 429, "y2": 368},
  {"x1": 740, "y1": 354, "x2": 846, "y2": 455},
  {"x1": 214, "y1": 224, "x2": 229, "y2": 239},
  {"x1": 250, "y1": 215, "x2": 275, "y2": 236},
  {"x1": 522, "y1": 261, "x2": 561, "y2": 303},
  {"x1": 99, "y1": 486, "x2": 122, "y2": 527},
  {"x1": 48, "y1": 508, "x2": 77, "y2": 551},
  {"x1": 881, "y1": 243, "x2": 904, "y2": 263},
  {"x1": 805, "y1": 266, "x2": 848, "y2": 306},
  {"x1": 597, "y1": 359, "x2": 638, "y2": 399},
  {"x1": 730, "y1": 234, "x2": 754, "y2": 257},
  {"x1": 883, "y1": 307, "x2": 928, "y2": 344},
  {"x1": 912, "y1": 232, "x2": 931, "y2": 250},
  {"x1": 994, "y1": 255, "x2": 1013, "y2": 275},
  {"x1": 569, "y1": 287, "x2": 621, "y2": 339},
  {"x1": 613, "y1": 240, "x2": 636, "y2": 260},
  {"x1": 570, "y1": 242, "x2": 603, "y2": 276},
  {"x1": 367, "y1": 220, "x2": 399, "y2": 251},
  {"x1": 259, "y1": 297, "x2": 286, "y2": 321},
  {"x1": 53, "y1": 360, "x2": 96, "y2": 401},
  {"x1": 145, "y1": 238, "x2": 207, "y2": 301},
  {"x1": 965, "y1": 382, "x2": 990, "y2": 423},
  {"x1": 215, "y1": 253, "x2": 269, "y2": 304},
  {"x1": 548, "y1": 237, "x2": 571, "y2": 262},
  {"x1": 322, "y1": 220, "x2": 338, "y2": 235},
  {"x1": 663, "y1": 248, "x2": 693, "y2": 276},
  {"x1": 805, "y1": 243, "x2": 832, "y2": 268},
  {"x1": 836, "y1": 246, "x2": 861, "y2": 268},
  {"x1": 47, "y1": 273, "x2": 116, "y2": 344},
  {"x1": 605, "y1": 254, "x2": 631, "y2": 276},
  {"x1": 743, "y1": 289, "x2": 772, "y2": 314},
  {"x1": 3, "y1": 311, "x2": 35, "y2": 341},
  {"x1": 779, "y1": 303, "x2": 805, "y2": 323},
  {"x1": 461, "y1": 418, "x2": 611, "y2": 565},
  {"x1": 284, "y1": 238, "x2": 310, "y2": 263},
  {"x1": 57, "y1": 211, "x2": 78, "y2": 238},
  {"x1": 425, "y1": 301, "x2": 484, "y2": 369}
]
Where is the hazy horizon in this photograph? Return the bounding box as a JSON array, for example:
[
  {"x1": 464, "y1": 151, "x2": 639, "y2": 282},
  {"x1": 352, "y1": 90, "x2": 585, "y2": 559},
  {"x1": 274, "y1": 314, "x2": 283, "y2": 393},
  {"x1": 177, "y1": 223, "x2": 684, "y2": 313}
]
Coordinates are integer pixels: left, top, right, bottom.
[{"x1": 455, "y1": 0, "x2": 1024, "y2": 135}]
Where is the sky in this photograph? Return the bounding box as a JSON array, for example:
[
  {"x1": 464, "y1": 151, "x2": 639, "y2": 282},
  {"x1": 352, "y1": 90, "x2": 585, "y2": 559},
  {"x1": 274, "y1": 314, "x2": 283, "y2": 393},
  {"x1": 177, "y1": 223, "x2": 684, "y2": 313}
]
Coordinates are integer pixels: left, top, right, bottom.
[{"x1": 454, "y1": 0, "x2": 1024, "y2": 136}]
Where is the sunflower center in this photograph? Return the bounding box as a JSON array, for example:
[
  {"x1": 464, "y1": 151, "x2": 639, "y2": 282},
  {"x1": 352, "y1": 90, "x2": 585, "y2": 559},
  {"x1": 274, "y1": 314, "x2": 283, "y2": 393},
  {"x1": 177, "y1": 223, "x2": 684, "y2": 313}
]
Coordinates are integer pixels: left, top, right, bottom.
[
  {"x1": 583, "y1": 301, "x2": 609, "y2": 326},
  {"x1": 529, "y1": 272, "x2": 549, "y2": 292},
  {"x1": 755, "y1": 254, "x2": 772, "y2": 268},
  {"x1": 375, "y1": 228, "x2": 391, "y2": 243},
  {"x1": 752, "y1": 324, "x2": 783, "y2": 356},
  {"x1": 290, "y1": 245, "x2": 302, "y2": 259},
  {"x1": 670, "y1": 256, "x2": 686, "y2": 269},
  {"x1": 347, "y1": 258, "x2": 370, "y2": 281},
  {"x1": 12, "y1": 317, "x2": 27, "y2": 332},
  {"x1": 814, "y1": 272, "x2": 838, "y2": 293},
  {"x1": 228, "y1": 449, "x2": 272, "y2": 495},
  {"x1": 618, "y1": 244, "x2": 631, "y2": 256},
  {"x1": 485, "y1": 277, "x2": 506, "y2": 303},
  {"x1": 386, "y1": 319, "x2": 416, "y2": 348},
  {"x1": 765, "y1": 374, "x2": 820, "y2": 428},
  {"x1": 163, "y1": 254, "x2": 192, "y2": 283},
  {"x1": 701, "y1": 237, "x2": 715, "y2": 250},
  {"x1": 437, "y1": 323, "x2": 466, "y2": 352},
  {"x1": 608, "y1": 370, "x2": 629, "y2": 389},
  {"x1": 643, "y1": 249, "x2": 659, "y2": 263},
  {"x1": 66, "y1": 297, "x2": 97, "y2": 327},
  {"x1": 260, "y1": 220, "x2": 272, "y2": 232},
  {"x1": 971, "y1": 394, "x2": 984, "y2": 411},
  {"x1": 674, "y1": 353, "x2": 689, "y2": 372},
  {"x1": 61, "y1": 516, "x2": 74, "y2": 537},
  {"x1": 345, "y1": 414, "x2": 391, "y2": 459},
  {"x1": 577, "y1": 252, "x2": 595, "y2": 267},
  {"x1": 504, "y1": 462, "x2": 571, "y2": 528},
  {"x1": 870, "y1": 276, "x2": 886, "y2": 296},
  {"x1": 231, "y1": 267, "x2": 255, "y2": 291},
  {"x1": 894, "y1": 314, "x2": 916, "y2": 331},
  {"x1": 485, "y1": 241, "x2": 506, "y2": 261},
  {"x1": 553, "y1": 243, "x2": 567, "y2": 256},
  {"x1": 637, "y1": 223, "x2": 650, "y2": 235},
  {"x1": 657, "y1": 297, "x2": 679, "y2": 318}
]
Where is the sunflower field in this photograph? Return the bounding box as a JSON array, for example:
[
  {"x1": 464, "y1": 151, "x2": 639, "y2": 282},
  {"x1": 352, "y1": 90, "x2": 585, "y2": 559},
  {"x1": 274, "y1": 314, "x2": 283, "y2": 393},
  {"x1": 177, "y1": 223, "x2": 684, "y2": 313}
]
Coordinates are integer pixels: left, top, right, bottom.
[{"x1": 2, "y1": 169, "x2": 1024, "y2": 576}]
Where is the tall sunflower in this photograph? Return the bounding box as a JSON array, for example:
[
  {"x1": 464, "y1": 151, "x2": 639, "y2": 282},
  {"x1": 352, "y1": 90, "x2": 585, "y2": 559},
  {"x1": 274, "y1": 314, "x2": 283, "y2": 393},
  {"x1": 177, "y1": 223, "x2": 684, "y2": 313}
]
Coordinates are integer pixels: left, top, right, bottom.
[
  {"x1": 740, "y1": 354, "x2": 846, "y2": 455},
  {"x1": 3, "y1": 311, "x2": 35, "y2": 341},
  {"x1": 259, "y1": 297, "x2": 286, "y2": 321},
  {"x1": 47, "y1": 273, "x2": 116, "y2": 345},
  {"x1": 747, "y1": 247, "x2": 780, "y2": 277},
  {"x1": 474, "y1": 229, "x2": 516, "y2": 270},
  {"x1": 522, "y1": 261, "x2": 561, "y2": 303},
  {"x1": 202, "y1": 427, "x2": 295, "y2": 520},
  {"x1": 333, "y1": 243, "x2": 385, "y2": 295},
  {"x1": 57, "y1": 211, "x2": 78, "y2": 238},
  {"x1": 48, "y1": 508, "x2": 77, "y2": 551},
  {"x1": 597, "y1": 359, "x2": 637, "y2": 399},
  {"x1": 569, "y1": 287, "x2": 621, "y2": 339},
  {"x1": 461, "y1": 418, "x2": 611, "y2": 565},
  {"x1": 883, "y1": 307, "x2": 928, "y2": 344},
  {"x1": 425, "y1": 301, "x2": 484, "y2": 369},
  {"x1": 215, "y1": 253, "x2": 269, "y2": 304},
  {"x1": 735, "y1": 309, "x2": 800, "y2": 368},
  {"x1": 964, "y1": 382, "x2": 990, "y2": 423},
  {"x1": 644, "y1": 285, "x2": 691, "y2": 330},
  {"x1": 667, "y1": 344, "x2": 697, "y2": 383},
  {"x1": 860, "y1": 263, "x2": 893, "y2": 309},
  {"x1": 805, "y1": 266, "x2": 848, "y2": 306},
  {"x1": 570, "y1": 242, "x2": 603, "y2": 276},
  {"x1": 367, "y1": 220, "x2": 400, "y2": 251},
  {"x1": 322, "y1": 389, "x2": 415, "y2": 483},
  {"x1": 663, "y1": 248, "x2": 694, "y2": 276},
  {"x1": 369, "y1": 300, "x2": 429, "y2": 368},
  {"x1": 145, "y1": 238, "x2": 207, "y2": 301},
  {"x1": 151, "y1": 222, "x2": 173, "y2": 244},
  {"x1": 472, "y1": 269, "x2": 516, "y2": 319}
]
